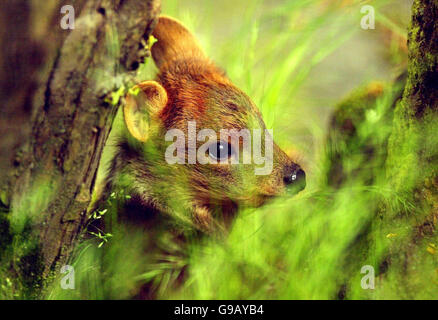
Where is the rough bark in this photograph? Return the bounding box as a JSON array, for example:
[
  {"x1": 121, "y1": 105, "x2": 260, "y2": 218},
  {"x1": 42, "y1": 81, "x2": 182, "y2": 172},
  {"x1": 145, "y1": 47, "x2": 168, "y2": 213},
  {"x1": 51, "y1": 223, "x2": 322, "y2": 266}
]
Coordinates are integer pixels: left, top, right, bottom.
[
  {"x1": 0, "y1": 0, "x2": 160, "y2": 294},
  {"x1": 382, "y1": 0, "x2": 438, "y2": 296},
  {"x1": 387, "y1": 0, "x2": 438, "y2": 194},
  {"x1": 386, "y1": 0, "x2": 438, "y2": 235}
]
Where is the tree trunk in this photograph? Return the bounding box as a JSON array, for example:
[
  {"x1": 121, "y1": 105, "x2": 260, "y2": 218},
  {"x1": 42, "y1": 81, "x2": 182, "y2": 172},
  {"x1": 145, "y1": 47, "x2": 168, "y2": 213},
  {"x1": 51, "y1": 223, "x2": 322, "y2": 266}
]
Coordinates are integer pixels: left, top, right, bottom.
[
  {"x1": 0, "y1": 0, "x2": 160, "y2": 297},
  {"x1": 387, "y1": 0, "x2": 438, "y2": 205},
  {"x1": 382, "y1": 0, "x2": 438, "y2": 296}
]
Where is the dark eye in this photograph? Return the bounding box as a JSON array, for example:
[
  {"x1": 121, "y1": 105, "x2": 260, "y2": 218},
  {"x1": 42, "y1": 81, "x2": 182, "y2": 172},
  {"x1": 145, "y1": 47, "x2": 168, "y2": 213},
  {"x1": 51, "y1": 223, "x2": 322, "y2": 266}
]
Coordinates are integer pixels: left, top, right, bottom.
[{"x1": 208, "y1": 141, "x2": 234, "y2": 161}]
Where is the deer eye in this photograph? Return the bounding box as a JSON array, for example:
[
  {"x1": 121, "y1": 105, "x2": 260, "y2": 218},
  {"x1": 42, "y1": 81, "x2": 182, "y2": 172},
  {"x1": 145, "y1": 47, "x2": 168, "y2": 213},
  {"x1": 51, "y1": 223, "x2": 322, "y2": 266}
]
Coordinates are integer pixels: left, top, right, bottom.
[{"x1": 208, "y1": 141, "x2": 234, "y2": 161}]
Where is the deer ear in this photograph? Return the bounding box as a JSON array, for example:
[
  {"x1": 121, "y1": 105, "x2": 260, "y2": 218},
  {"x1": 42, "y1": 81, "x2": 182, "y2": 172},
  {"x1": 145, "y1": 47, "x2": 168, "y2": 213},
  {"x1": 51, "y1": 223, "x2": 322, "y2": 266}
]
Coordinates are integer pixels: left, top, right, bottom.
[
  {"x1": 123, "y1": 81, "x2": 168, "y2": 142},
  {"x1": 151, "y1": 15, "x2": 207, "y2": 70}
]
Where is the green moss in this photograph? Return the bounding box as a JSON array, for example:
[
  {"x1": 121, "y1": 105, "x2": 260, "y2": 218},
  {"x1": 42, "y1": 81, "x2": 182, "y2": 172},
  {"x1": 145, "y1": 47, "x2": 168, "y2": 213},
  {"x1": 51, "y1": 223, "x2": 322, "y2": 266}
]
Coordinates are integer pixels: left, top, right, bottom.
[
  {"x1": 16, "y1": 244, "x2": 45, "y2": 299},
  {"x1": 9, "y1": 178, "x2": 57, "y2": 234},
  {"x1": 0, "y1": 210, "x2": 12, "y2": 258},
  {"x1": 0, "y1": 190, "x2": 9, "y2": 207}
]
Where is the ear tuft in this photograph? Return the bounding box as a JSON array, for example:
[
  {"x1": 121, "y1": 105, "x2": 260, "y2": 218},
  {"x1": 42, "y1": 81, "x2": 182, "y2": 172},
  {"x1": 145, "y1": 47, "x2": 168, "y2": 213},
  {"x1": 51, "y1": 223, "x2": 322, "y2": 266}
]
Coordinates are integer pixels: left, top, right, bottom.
[
  {"x1": 151, "y1": 16, "x2": 206, "y2": 70},
  {"x1": 123, "y1": 81, "x2": 168, "y2": 142}
]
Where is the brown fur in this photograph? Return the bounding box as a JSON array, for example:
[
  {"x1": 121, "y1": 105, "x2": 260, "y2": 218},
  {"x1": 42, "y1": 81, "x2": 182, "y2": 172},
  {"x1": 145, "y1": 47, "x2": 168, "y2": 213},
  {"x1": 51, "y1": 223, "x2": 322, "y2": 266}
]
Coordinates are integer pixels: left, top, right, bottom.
[{"x1": 100, "y1": 16, "x2": 306, "y2": 235}]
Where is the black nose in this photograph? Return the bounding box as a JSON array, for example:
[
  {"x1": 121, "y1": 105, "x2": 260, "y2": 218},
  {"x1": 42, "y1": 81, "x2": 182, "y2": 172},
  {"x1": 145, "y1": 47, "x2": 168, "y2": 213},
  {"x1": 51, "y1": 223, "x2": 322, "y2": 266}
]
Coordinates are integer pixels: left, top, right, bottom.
[{"x1": 284, "y1": 168, "x2": 306, "y2": 193}]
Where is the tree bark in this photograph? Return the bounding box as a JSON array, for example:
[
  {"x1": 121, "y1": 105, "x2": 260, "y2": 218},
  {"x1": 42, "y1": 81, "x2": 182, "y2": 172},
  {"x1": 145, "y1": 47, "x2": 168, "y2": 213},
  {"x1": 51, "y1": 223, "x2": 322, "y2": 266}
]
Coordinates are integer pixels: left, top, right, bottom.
[
  {"x1": 387, "y1": 0, "x2": 438, "y2": 199},
  {"x1": 382, "y1": 0, "x2": 438, "y2": 296},
  {"x1": 0, "y1": 0, "x2": 160, "y2": 296}
]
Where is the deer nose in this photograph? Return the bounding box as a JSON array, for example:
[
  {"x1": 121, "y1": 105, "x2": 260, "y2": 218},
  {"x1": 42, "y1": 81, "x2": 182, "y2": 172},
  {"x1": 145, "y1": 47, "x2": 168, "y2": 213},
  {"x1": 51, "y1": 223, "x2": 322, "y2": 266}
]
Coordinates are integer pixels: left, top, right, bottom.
[{"x1": 284, "y1": 168, "x2": 306, "y2": 193}]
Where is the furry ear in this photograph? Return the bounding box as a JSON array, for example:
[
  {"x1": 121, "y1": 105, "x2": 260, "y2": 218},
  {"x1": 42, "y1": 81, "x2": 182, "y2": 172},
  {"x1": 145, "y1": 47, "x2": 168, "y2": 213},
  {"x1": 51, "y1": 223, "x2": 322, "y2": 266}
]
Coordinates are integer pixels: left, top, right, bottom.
[
  {"x1": 123, "y1": 81, "x2": 168, "y2": 142},
  {"x1": 151, "y1": 15, "x2": 207, "y2": 70}
]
